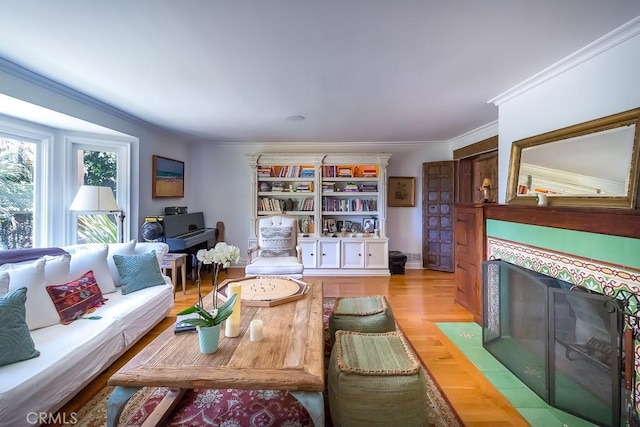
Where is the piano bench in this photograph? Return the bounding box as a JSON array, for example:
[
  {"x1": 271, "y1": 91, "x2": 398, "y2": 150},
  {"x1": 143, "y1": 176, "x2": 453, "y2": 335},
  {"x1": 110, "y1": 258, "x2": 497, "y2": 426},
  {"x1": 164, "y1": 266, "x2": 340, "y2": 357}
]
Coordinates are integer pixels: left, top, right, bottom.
[{"x1": 161, "y1": 253, "x2": 188, "y2": 295}]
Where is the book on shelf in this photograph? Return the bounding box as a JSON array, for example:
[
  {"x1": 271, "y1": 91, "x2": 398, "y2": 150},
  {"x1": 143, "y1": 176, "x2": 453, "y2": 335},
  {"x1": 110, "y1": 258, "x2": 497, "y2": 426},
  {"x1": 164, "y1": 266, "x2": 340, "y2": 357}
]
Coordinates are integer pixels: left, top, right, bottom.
[
  {"x1": 362, "y1": 167, "x2": 377, "y2": 177},
  {"x1": 338, "y1": 167, "x2": 353, "y2": 177},
  {"x1": 322, "y1": 182, "x2": 335, "y2": 192},
  {"x1": 295, "y1": 182, "x2": 313, "y2": 192},
  {"x1": 271, "y1": 181, "x2": 285, "y2": 192},
  {"x1": 300, "y1": 167, "x2": 315, "y2": 178},
  {"x1": 257, "y1": 166, "x2": 273, "y2": 177},
  {"x1": 343, "y1": 182, "x2": 360, "y2": 192},
  {"x1": 359, "y1": 183, "x2": 377, "y2": 192}
]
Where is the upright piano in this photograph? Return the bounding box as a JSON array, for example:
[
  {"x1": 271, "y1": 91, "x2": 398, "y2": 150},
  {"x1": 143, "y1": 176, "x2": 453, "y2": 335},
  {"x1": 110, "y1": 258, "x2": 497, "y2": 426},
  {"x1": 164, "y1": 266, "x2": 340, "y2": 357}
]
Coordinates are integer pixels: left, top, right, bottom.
[{"x1": 162, "y1": 212, "x2": 218, "y2": 278}]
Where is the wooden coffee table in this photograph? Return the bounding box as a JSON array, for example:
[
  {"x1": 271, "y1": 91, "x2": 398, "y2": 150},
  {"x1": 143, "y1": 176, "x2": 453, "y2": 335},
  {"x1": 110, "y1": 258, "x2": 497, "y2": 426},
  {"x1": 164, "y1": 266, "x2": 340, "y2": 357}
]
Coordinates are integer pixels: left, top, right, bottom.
[{"x1": 106, "y1": 281, "x2": 325, "y2": 426}]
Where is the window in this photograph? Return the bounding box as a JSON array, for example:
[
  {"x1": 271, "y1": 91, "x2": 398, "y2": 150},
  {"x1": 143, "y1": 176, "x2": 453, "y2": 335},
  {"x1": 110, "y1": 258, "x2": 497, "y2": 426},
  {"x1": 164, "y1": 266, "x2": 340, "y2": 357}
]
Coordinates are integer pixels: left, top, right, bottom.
[
  {"x1": 68, "y1": 137, "x2": 131, "y2": 244},
  {"x1": 0, "y1": 113, "x2": 134, "y2": 248},
  {"x1": 0, "y1": 136, "x2": 37, "y2": 249}
]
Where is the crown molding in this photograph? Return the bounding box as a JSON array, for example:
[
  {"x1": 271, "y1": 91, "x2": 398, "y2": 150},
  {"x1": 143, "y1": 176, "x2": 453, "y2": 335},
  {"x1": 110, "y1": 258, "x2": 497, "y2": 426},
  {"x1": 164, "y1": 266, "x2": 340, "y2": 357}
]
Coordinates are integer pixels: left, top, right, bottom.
[
  {"x1": 489, "y1": 16, "x2": 640, "y2": 106},
  {"x1": 0, "y1": 57, "x2": 151, "y2": 127},
  {"x1": 449, "y1": 120, "x2": 499, "y2": 152}
]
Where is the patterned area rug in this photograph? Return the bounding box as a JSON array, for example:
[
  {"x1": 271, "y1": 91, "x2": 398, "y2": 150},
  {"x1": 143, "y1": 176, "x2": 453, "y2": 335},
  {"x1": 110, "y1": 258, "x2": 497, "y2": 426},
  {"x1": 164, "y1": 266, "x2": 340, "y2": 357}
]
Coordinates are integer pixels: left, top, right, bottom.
[{"x1": 72, "y1": 298, "x2": 461, "y2": 427}]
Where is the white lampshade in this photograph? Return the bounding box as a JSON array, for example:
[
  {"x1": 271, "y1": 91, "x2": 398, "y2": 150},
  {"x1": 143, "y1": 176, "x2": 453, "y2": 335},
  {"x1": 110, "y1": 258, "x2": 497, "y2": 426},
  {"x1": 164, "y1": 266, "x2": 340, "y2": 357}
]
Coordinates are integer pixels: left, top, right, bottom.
[{"x1": 69, "y1": 185, "x2": 119, "y2": 211}]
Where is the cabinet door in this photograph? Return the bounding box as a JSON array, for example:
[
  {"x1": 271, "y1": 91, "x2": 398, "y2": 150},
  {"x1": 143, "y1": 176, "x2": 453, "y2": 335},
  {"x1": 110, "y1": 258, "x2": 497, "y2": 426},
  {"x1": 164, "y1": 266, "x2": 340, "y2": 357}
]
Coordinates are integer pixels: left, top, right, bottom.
[
  {"x1": 299, "y1": 240, "x2": 317, "y2": 269},
  {"x1": 318, "y1": 240, "x2": 341, "y2": 269},
  {"x1": 341, "y1": 240, "x2": 365, "y2": 268},
  {"x1": 364, "y1": 240, "x2": 388, "y2": 269}
]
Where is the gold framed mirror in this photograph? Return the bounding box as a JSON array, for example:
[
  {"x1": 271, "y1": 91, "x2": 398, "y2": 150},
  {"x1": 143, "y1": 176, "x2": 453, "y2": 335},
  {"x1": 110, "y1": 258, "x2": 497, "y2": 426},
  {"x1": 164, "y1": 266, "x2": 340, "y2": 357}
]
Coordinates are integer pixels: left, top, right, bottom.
[{"x1": 506, "y1": 108, "x2": 640, "y2": 208}]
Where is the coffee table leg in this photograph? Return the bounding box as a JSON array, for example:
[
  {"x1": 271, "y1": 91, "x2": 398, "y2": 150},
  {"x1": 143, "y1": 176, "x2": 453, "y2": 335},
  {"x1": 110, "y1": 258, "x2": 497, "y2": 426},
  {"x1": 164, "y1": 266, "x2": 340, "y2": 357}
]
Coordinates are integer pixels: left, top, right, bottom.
[
  {"x1": 291, "y1": 391, "x2": 324, "y2": 427},
  {"x1": 107, "y1": 386, "x2": 140, "y2": 427}
]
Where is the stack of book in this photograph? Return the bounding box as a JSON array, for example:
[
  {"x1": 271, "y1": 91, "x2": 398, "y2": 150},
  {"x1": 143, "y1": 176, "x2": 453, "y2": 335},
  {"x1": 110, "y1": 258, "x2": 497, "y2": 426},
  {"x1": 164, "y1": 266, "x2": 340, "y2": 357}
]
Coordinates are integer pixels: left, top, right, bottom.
[
  {"x1": 343, "y1": 182, "x2": 360, "y2": 192},
  {"x1": 271, "y1": 182, "x2": 285, "y2": 192},
  {"x1": 322, "y1": 182, "x2": 336, "y2": 192},
  {"x1": 359, "y1": 183, "x2": 377, "y2": 192},
  {"x1": 362, "y1": 167, "x2": 377, "y2": 177},
  {"x1": 295, "y1": 182, "x2": 313, "y2": 192},
  {"x1": 338, "y1": 167, "x2": 353, "y2": 177},
  {"x1": 258, "y1": 167, "x2": 273, "y2": 177},
  {"x1": 300, "y1": 167, "x2": 315, "y2": 178}
]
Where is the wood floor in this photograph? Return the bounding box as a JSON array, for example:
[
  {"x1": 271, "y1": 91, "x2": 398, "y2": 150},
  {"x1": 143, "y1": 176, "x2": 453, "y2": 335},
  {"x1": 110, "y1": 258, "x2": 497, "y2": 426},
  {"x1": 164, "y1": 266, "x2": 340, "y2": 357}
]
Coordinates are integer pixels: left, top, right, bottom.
[{"x1": 52, "y1": 268, "x2": 529, "y2": 426}]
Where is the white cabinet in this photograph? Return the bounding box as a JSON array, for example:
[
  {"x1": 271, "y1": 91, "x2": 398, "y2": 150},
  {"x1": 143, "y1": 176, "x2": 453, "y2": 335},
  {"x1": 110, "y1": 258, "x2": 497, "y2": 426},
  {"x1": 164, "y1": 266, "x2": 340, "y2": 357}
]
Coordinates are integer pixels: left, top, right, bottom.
[
  {"x1": 341, "y1": 240, "x2": 365, "y2": 268},
  {"x1": 342, "y1": 239, "x2": 389, "y2": 269},
  {"x1": 363, "y1": 239, "x2": 389, "y2": 269},
  {"x1": 299, "y1": 239, "x2": 317, "y2": 269},
  {"x1": 318, "y1": 240, "x2": 341, "y2": 269}
]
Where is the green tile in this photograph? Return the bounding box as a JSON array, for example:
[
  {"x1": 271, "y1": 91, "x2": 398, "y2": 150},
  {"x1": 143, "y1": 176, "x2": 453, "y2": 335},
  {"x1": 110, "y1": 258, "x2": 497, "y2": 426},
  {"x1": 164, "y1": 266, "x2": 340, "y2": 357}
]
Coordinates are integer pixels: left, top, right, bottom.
[
  {"x1": 461, "y1": 347, "x2": 508, "y2": 372},
  {"x1": 504, "y1": 387, "x2": 547, "y2": 408},
  {"x1": 436, "y1": 322, "x2": 598, "y2": 426},
  {"x1": 435, "y1": 322, "x2": 482, "y2": 347},
  {"x1": 547, "y1": 407, "x2": 599, "y2": 427},
  {"x1": 483, "y1": 370, "x2": 524, "y2": 388},
  {"x1": 518, "y1": 408, "x2": 565, "y2": 426},
  {"x1": 486, "y1": 219, "x2": 640, "y2": 268}
]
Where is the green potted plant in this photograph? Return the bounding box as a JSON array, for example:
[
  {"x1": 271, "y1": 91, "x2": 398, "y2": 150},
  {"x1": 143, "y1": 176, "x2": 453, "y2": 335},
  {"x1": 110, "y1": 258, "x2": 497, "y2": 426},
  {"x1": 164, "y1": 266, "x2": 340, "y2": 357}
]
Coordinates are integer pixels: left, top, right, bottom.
[{"x1": 178, "y1": 293, "x2": 238, "y2": 354}]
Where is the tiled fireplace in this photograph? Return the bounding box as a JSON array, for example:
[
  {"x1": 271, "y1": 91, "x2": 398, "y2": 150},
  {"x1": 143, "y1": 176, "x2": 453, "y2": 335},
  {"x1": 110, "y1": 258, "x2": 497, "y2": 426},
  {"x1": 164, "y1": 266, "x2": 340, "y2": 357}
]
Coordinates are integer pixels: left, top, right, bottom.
[{"x1": 483, "y1": 205, "x2": 640, "y2": 424}]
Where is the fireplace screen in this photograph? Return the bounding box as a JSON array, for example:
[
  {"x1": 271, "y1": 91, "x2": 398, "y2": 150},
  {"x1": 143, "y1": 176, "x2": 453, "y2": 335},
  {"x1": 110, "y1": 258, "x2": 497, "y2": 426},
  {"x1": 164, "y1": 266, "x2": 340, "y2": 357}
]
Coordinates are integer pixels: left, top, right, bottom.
[{"x1": 483, "y1": 260, "x2": 624, "y2": 426}]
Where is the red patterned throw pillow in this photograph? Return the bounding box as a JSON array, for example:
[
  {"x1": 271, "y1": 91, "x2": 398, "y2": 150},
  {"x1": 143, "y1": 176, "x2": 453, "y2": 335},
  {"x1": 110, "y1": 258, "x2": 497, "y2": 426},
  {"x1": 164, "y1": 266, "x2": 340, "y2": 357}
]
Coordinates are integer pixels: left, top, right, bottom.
[{"x1": 46, "y1": 271, "x2": 107, "y2": 325}]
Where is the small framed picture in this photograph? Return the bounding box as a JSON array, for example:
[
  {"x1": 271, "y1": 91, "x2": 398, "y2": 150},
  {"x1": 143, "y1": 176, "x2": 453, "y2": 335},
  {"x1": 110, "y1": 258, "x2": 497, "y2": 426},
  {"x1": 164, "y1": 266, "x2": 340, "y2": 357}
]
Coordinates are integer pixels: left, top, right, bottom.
[
  {"x1": 388, "y1": 176, "x2": 416, "y2": 207},
  {"x1": 336, "y1": 220, "x2": 344, "y2": 231},
  {"x1": 344, "y1": 220, "x2": 353, "y2": 231},
  {"x1": 362, "y1": 218, "x2": 376, "y2": 232},
  {"x1": 351, "y1": 222, "x2": 362, "y2": 233}
]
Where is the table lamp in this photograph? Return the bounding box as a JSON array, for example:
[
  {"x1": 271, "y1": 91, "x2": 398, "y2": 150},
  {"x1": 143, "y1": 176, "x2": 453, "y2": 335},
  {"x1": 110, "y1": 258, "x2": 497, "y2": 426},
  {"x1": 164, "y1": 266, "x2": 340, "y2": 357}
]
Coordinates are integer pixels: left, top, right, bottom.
[{"x1": 70, "y1": 185, "x2": 125, "y2": 243}]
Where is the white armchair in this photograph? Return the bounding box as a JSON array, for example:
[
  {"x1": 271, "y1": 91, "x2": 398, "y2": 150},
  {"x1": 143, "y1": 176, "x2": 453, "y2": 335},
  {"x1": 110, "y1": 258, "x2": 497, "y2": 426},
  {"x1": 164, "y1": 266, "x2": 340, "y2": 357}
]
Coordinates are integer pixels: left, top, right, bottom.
[{"x1": 245, "y1": 214, "x2": 304, "y2": 279}]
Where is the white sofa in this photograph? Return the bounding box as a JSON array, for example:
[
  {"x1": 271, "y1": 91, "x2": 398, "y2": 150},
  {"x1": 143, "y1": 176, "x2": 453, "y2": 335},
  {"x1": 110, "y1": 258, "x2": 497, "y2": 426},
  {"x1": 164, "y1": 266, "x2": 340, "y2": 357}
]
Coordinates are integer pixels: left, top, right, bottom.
[{"x1": 0, "y1": 241, "x2": 174, "y2": 427}]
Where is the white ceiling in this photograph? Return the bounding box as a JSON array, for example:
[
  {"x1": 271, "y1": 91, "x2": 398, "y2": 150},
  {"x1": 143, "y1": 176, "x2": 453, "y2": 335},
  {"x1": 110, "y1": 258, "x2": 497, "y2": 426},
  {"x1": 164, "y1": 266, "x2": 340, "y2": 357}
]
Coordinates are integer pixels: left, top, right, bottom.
[{"x1": 0, "y1": 1, "x2": 638, "y2": 143}]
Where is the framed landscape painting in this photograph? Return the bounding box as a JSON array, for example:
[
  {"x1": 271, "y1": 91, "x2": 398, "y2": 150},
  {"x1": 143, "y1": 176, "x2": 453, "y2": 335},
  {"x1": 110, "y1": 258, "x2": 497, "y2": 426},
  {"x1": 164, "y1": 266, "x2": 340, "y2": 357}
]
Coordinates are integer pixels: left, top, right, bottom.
[
  {"x1": 388, "y1": 176, "x2": 416, "y2": 207},
  {"x1": 152, "y1": 155, "x2": 184, "y2": 198}
]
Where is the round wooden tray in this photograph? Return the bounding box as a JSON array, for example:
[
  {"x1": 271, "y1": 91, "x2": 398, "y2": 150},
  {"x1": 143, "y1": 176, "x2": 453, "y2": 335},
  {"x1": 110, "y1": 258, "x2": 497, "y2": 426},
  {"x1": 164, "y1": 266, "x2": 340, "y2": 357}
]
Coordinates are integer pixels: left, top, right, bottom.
[{"x1": 217, "y1": 276, "x2": 309, "y2": 307}]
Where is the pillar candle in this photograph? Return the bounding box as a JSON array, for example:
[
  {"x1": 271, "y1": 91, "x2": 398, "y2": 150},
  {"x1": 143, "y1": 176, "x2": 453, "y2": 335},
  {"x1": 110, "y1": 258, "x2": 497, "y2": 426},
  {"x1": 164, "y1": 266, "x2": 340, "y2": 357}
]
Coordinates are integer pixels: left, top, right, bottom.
[
  {"x1": 225, "y1": 283, "x2": 242, "y2": 337},
  {"x1": 250, "y1": 319, "x2": 264, "y2": 342}
]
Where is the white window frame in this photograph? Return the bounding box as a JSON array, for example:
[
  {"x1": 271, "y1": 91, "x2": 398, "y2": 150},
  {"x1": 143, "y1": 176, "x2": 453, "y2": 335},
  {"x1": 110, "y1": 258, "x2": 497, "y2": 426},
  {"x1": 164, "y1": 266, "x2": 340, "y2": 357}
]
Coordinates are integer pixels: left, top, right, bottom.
[
  {"x1": 0, "y1": 118, "x2": 52, "y2": 248},
  {"x1": 65, "y1": 134, "x2": 133, "y2": 244}
]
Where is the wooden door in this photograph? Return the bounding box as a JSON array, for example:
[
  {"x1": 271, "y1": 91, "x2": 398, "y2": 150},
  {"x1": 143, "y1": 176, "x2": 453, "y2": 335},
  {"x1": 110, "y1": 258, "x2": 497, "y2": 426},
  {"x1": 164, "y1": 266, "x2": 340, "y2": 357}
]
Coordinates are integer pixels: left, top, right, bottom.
[{"x1": 422, "y1": 161, "x2": 454, "y2": 272}]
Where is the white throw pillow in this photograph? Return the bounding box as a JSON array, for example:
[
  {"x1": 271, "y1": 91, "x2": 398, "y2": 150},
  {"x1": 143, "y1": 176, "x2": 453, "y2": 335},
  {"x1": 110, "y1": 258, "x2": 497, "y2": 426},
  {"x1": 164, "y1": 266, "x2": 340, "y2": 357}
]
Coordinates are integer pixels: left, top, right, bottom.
[
  {"x1": 107, "y1": 240, "x2": 136, "y2": 287},
  {"x1": 5, "y1": 258, "x2": 60, "y2": 330},
  {"x1": 260, "y1": 226, "x2": 293, "y2": 257},
  {"x1": 43, "y1": 254, "x2": 72, "y2": 285},
  {"x1": 67, "y1": 244, "x2": 117, "y2": 294}
]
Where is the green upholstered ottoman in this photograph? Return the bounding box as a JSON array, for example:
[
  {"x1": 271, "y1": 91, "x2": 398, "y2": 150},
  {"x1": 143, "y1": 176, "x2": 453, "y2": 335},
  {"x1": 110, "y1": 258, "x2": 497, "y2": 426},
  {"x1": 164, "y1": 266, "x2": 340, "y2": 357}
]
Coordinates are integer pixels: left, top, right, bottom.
[
  {"x1": 328, "y1": 295, "x2": 396, "y2": 345},
  {"x1": 328, "y1": 330, "x2": 429, "y2": 427}
]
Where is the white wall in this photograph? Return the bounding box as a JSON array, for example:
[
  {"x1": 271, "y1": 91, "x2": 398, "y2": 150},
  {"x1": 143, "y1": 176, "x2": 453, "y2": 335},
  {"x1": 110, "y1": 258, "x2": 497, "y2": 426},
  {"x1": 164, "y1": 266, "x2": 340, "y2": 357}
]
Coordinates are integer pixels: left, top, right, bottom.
[
  {"x1": 494, "y1": 29, "x2": 640, "y2": 202},
  {"x1": 189, "y1": 142, "x2": 452, "y2": 265}
]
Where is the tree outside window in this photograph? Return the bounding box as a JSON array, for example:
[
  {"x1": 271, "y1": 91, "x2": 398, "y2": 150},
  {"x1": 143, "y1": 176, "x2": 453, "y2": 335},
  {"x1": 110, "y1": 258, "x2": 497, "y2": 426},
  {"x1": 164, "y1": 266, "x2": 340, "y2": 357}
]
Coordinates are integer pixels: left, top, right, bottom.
[
  {"x1": 0, "y1": 138, "x2": 35, "y2": 249},
  {"x1": 75, "y1": 149, "x2": 119, "y2": 244}
]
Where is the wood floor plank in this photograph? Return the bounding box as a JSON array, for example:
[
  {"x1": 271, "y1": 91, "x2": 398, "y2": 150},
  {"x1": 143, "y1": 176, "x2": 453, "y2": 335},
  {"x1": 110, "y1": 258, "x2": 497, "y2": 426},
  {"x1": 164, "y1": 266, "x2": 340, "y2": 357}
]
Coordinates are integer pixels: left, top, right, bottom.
[{"x1": 49, "y1": 268, "x2": 528, "y2": 426}]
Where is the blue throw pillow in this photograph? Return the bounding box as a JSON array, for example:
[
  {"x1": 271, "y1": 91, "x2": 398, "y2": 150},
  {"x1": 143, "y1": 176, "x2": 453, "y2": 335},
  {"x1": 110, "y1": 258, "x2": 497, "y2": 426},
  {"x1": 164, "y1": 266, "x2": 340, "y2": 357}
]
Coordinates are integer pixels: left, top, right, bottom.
[
  {"x1": 0, "y1": 287, "x2": 41, "y2": 366},
  {"x1": 113, "y1": 251, "x2": 166, "y2": 295}
]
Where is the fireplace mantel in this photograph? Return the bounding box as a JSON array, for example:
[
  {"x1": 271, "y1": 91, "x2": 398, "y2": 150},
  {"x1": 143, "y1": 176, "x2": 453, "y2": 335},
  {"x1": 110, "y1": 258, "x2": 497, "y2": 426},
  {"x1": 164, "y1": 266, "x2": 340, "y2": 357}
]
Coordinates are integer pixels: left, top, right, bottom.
[{"x1": 484, "y1": 204, "x2": 640, "y2": 239}]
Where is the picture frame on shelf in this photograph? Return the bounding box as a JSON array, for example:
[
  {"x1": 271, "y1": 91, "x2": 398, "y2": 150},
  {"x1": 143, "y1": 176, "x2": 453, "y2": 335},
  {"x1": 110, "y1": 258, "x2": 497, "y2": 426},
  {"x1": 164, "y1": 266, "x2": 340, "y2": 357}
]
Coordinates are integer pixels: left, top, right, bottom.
[
  {"x1": 388, "y1": 176, "x2": 415, "y2": 207},
  {"x1": 152, "y1": 155, "x2": 185, "y2": 198},
  {"x1": 336, "y1": 220, "x2": 344, "y2": 232},
  {"x1": 362, "y1": 218, "x2": 376, "y2": 232}
]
